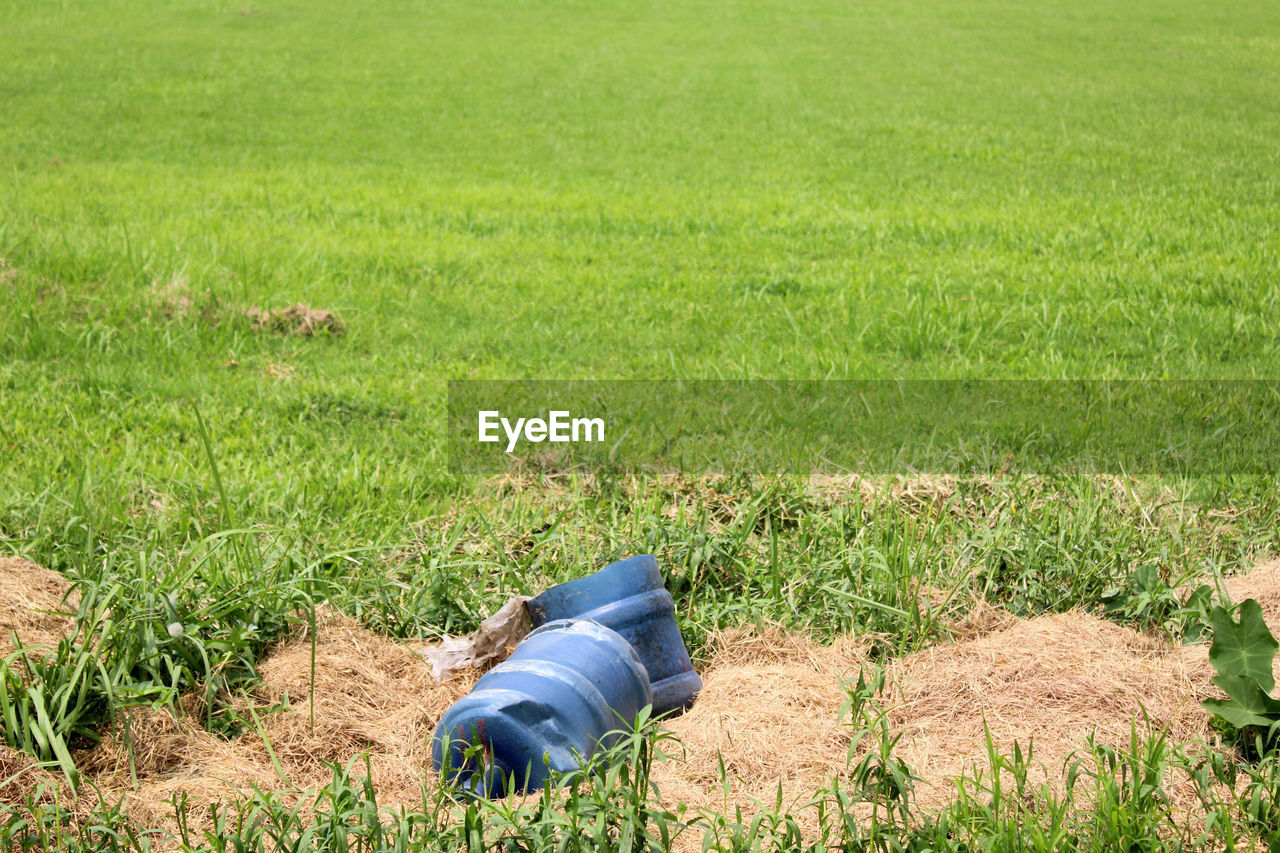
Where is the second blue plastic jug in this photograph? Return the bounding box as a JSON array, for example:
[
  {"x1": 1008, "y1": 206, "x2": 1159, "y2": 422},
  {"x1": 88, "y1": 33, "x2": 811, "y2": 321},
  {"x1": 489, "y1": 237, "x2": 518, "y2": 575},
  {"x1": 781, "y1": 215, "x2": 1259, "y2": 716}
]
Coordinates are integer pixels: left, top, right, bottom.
[{"x1": 527, "y1": 554, "x2": 702, "y2": 715}]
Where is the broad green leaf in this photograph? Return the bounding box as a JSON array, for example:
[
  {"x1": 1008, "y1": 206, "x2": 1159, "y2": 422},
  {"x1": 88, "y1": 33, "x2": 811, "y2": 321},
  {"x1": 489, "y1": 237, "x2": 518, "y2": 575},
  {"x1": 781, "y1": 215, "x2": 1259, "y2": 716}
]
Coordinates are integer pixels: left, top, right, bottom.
[
  {"x1": 1207, "y1": 599, "x2": 1277, "y2": 694},
  {"x1": 1201, "y1": 600, "x2": 1280, "y2": 732},
  {"x1": 1202, "y1": 687, "x2": 1280, "y2": 730}
]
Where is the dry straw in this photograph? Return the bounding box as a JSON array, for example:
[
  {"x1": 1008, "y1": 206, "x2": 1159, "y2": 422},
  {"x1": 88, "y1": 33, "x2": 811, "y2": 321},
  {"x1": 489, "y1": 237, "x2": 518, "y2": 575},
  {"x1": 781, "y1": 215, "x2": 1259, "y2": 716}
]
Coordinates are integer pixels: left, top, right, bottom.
[
  {"x1": 0, "y1": 557, "x2": 79, "y2": 658},
  {"x1": 3, "y1": 555, "x2": 1280, "y2": 839},
  {"x1": 79, "y1": 609, "x2": 478, "y2": 833}
]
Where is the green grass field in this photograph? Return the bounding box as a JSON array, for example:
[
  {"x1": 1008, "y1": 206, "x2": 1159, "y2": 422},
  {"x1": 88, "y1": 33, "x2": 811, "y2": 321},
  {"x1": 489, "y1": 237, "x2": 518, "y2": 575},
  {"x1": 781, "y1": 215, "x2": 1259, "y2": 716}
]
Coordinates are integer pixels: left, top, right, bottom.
[{"x1": 3, "y1": 0, "x2": 1280, "y2": 849}]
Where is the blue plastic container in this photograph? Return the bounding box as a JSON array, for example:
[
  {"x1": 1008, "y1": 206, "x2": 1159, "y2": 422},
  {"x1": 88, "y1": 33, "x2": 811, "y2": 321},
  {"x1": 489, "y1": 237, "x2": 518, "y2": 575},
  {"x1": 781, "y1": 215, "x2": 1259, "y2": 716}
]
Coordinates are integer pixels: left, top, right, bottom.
[
  {"x1": 527, "y1": 555, "x2": 701, "y2": 716},
  {"x1": 431, "y1": 619, "x2": 652, "y2": 797}
]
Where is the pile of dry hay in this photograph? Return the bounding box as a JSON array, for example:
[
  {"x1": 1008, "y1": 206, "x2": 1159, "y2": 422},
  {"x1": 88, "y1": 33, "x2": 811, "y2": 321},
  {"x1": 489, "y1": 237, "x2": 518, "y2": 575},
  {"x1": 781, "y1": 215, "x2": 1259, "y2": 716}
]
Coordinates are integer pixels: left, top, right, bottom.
[
  {"x1": 3, "y1": 555, "x2": 1280, "y2": 838},
  {"x1": 1, "y1": 558, "x2": 80, "y2": 805},
  {"x1": 657, "y1": 559, "x2": 1280, "y2": 824},
  {"x1": 78, "y1": 612, "x2": 480, "y2": 830},
  {"x1": 657, "y1": 613, "x2": 1212, "y2": 823},
  {"x1": 0, "y1": 557, "x2": 79, "y2": 658}
]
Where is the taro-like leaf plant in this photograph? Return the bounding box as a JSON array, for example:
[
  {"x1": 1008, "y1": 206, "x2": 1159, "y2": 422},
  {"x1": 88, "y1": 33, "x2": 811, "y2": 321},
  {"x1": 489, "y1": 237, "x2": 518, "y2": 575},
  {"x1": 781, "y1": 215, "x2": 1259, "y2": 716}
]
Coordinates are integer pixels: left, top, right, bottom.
[{"x1": 1201, "y1": 599, "x2": 1280, "y2": 734}]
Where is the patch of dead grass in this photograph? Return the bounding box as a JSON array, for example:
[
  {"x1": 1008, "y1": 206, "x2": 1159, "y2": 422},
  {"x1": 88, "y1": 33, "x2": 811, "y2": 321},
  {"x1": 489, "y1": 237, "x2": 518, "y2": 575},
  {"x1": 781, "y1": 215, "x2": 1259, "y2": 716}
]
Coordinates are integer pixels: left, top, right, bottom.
[
  {"x1": 245, "y1": 303, "x2": 344, "y2": 336},
  {"x1": 1, "y1": 744, "x2": 63, "y2": 805},
  {"x1": 0, "y1": 557, "x2": 79, "y2": 657},
  {"x1": 264, "y1": 361, "x2": 297, "y2": 380},
  {"x1": 147, "y1": 277, "x2": 343, "y2": 337}
]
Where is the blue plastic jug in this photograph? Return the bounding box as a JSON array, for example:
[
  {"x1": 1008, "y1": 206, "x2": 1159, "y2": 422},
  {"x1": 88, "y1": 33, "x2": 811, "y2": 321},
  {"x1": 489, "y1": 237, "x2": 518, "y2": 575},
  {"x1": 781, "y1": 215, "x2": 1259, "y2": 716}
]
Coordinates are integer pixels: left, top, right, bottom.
[
  {"x1": 527, "y1": 555, "x2": 701, "y2": 716},
  {"x1": 431, "y1": 619, "x2": 652, "y2": 797}
]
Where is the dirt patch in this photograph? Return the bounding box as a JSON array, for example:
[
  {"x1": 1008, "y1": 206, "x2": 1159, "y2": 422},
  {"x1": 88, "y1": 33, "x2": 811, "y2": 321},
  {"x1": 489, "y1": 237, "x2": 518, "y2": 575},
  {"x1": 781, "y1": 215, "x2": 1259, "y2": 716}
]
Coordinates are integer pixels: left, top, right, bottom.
[
  {"x1": 0, "y1": 557, "x2": 79, "y2": 657},
  {"x1": 148, "y1": 276, "x2": 224, "y2": 324},
  {"x1": 245, "y1": 303, "x2": 344, "y2": 336},
  {"x1": 147, "y1": 278, "x2": 343, "y2": 337}
]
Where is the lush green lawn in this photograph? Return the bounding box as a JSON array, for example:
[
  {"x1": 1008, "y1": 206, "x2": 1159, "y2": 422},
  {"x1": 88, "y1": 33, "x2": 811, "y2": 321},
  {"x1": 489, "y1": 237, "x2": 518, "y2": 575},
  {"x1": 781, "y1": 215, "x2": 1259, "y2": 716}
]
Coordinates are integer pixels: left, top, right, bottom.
[
  {"x1": 4, "y1": 0, "x2": 1279, "y2": 376},
  {"x1": 3, "y1": 0, "x2": 1279, "y2": 540},
  {"x1": 2, "y1": 0, "x2": 1280, "y2": 848}
]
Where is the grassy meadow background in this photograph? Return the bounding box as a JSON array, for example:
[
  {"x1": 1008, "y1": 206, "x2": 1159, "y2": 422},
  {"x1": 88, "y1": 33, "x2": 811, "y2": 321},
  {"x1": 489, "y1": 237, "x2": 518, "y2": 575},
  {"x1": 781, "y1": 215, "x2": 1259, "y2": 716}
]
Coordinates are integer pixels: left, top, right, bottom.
[
  {"x1": 2, "y1": 0, "x2": 1278, "y2": 539},
  {"x1": 2, "y1": 0, "x2": 1280, "y2": 849}
]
